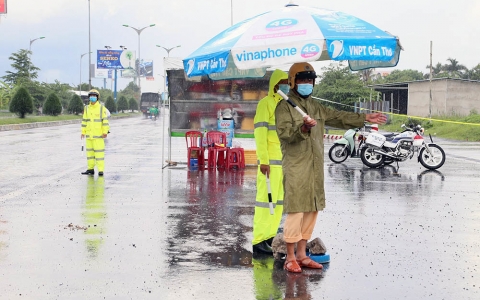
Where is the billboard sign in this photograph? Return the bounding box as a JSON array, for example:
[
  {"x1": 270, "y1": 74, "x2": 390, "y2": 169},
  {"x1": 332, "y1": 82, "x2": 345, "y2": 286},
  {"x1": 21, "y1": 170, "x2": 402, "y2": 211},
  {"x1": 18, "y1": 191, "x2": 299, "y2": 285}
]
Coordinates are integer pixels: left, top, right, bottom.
[
  {"x1": 97, "y1": 49, "x2": 135, "y2": 69},
  {"x1": 0, "y1": 0, "x2": 6, "y2": 14},
  {"x1": 95, "y1": 68, "x2": 113, "y2": 79},
  {"x1": 138, "y1": 59, "x2": 153, "y2": 77},
  {"x1": 121, "y1": 68, "x2": 136, "y2": 78}
]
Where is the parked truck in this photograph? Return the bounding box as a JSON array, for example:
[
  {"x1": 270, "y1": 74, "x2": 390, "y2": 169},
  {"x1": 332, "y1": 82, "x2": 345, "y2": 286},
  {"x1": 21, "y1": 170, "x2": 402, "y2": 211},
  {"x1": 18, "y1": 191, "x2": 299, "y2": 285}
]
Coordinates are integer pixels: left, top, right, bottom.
[{"x1": 139, "y1": 92, "x2": 160, "y2": 118}]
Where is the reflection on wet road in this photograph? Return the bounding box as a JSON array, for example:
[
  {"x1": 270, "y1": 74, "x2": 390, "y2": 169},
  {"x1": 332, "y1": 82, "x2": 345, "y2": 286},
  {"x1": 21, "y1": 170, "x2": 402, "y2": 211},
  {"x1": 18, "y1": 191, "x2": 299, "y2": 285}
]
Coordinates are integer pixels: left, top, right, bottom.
[{"x1": 0, "y1": 117, "x2": 479, "y2": 299}]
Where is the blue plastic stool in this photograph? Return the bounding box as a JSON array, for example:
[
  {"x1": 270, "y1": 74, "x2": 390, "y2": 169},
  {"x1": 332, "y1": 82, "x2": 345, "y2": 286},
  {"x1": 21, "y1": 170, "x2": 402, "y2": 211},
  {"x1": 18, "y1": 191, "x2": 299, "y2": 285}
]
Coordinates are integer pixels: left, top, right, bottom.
[{"x1": 308, "y1": 253, "x2": 330, "y2": 264}]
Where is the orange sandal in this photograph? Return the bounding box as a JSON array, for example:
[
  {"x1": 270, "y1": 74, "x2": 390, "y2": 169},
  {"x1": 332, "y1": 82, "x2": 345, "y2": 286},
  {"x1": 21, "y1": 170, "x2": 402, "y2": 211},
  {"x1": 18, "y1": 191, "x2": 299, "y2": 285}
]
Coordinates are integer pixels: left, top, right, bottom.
[
  {"x1": 296, "y1": 257, "x2": 323, "y2": 269},
  {"x1": 284, "y1": 259, "x2": 302, "y2": 273}
]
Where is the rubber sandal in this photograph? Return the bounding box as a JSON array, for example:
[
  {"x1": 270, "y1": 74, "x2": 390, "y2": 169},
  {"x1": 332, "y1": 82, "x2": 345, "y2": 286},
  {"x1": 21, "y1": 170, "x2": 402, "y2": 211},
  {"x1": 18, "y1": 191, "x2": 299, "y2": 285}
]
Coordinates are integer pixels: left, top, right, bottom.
[
  {"x1": 296, "y1": 257, "x2": 323, "y2": 269},
  {"x1": 284, "y1": 259, "x2": 302, "y2": 273}
]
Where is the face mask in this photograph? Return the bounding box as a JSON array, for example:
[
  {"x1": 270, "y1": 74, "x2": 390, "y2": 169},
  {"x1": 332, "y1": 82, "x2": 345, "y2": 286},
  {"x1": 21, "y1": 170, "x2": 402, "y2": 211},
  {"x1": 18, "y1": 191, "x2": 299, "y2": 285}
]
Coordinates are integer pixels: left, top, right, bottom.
[
  {"x1": 277, "y1": 84, "x2": 290, "y2": 95},
  {"x1": 89, "y1": 96, "x2": 97, "y2": 102},
  {"x1": 297, "y1": 84, "x2": 313, "y2": 96}
]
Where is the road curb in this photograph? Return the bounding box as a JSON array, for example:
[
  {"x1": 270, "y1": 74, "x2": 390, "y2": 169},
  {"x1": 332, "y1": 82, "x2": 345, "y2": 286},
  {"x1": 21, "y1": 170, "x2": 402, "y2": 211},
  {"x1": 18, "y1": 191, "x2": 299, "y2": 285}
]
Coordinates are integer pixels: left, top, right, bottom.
[{"x1": 0, "y1": 115, "x2": 134, "y2": 132}]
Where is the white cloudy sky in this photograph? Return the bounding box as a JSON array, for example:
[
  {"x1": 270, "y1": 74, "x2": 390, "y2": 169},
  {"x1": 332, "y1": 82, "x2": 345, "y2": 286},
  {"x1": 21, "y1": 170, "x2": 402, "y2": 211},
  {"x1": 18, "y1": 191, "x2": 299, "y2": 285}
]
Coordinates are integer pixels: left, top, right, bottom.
[{"x1": 1, "y1": 0, "x2": 479, "y2": 92}]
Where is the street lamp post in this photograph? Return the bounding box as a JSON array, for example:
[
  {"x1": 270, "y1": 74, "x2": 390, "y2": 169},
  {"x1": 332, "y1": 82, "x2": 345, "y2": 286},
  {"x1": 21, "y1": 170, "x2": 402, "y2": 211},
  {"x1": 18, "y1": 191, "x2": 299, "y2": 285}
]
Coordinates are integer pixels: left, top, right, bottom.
[
  {"x1": 29, "y1": 36, "x2": 45, "y2": 52},
  {"x1": 88, "y1": 0, "x2": 92, "y2": 90},
  {"x1": 155, "y1": 45, "x2": 181, "y2": 58},
  {"x1": 156, "y1": 44, "x2": 181, "y2": 93},
  {"x1": 80, "y1": 51, "x2": 92, "y2": 97},
  {"x1": 122, "y1": 24, "x2": 156, "y2": 93},
  {"x1": 156, "y1": 45, "x2": 180, "y2": 167}
]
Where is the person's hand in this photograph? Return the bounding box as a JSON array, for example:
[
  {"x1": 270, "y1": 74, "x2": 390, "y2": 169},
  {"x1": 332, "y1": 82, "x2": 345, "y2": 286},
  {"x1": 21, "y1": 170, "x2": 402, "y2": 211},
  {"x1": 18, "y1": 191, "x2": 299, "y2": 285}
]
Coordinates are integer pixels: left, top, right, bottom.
[
  {"x1": 301, "y1": 115, "x2": 316, "y2": 132},
  {"x1": 260, "y1": 164, "x2": 270, "y2": 176},
  {"x1": 81, "y1": 134, "x2": 84, "y2": 139},
  {"x1": 303, "y1": 115, "x2": 317, "y2": 127},
  {"x1": 102, "y1": 134, "x2": 107, "y2": 138},
  {"x1": 365, "y1": 113, "x2": 387, "y2": 125}
]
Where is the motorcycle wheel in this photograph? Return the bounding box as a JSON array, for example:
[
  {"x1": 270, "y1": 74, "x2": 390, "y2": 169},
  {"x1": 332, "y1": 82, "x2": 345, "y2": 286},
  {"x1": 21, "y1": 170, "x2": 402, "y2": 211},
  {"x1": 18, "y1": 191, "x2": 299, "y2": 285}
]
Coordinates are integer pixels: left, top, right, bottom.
[
  {"x1": 360, "y1": 146, "x2": 385, "y2": 168},
  {"x1": 419, "y1": 144, "x2": 445, "y2": 170},
  {"x1": 328, "y1": 144, "x2": 350, "y2": 163}
]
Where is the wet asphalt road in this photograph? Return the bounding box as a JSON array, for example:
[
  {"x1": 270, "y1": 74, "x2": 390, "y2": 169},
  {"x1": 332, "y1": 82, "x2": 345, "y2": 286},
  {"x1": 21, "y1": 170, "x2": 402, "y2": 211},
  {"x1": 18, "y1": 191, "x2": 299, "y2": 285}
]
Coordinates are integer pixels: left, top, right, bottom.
[{"x1": 1, "y1": 114, "x2": 479, "y2": 300}]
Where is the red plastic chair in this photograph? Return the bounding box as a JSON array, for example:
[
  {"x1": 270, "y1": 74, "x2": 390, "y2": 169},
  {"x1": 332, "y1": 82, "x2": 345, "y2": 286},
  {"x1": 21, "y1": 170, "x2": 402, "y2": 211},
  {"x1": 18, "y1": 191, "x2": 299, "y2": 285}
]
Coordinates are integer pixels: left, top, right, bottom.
[
  {"x1": 185, "y1": 131, "x2": 205, "y2": 167},
  {"x1": 226, "y1": 148, "x2": 245, "y2": 169},
  {"x1": 206, "y1": 131, "x2": 228, "y2": 169}
]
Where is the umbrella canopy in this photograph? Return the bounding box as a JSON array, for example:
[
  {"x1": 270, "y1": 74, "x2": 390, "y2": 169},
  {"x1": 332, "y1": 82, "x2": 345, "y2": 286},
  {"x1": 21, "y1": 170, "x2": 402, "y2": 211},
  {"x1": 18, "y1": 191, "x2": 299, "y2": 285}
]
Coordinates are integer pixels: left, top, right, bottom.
[{"x1": 184, "y1": 4, "x2": 402, "y2": 79}]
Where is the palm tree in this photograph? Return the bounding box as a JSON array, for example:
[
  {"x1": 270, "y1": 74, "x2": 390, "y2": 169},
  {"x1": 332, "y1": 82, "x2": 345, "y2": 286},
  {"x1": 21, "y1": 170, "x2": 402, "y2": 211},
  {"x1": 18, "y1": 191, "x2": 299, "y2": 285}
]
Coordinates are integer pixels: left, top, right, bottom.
[
  {"x1": 426, "y1": 62, "x2": 444, "y2": 77},
  {"x1": 443, "y1": 58, "x2": 467, "y2": 78}
]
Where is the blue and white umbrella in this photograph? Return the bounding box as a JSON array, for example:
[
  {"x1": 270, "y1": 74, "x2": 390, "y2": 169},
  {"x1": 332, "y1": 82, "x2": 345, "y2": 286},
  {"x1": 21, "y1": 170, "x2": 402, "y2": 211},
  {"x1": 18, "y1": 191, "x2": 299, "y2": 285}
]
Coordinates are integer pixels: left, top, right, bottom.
[{"x1": 183, "y1": 4, "x2": 402, "y2": 79}]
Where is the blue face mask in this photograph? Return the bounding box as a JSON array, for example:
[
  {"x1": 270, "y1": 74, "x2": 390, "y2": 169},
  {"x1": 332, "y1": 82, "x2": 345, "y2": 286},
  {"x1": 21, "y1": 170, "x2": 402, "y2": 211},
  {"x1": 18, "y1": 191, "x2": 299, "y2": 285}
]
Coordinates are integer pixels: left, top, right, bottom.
[
  {"x1": 297, "y1": 84, "x2": 313, "y2": 96},
  {"x1": 277, "y1": 84, "x2": 290, "y2": 95},
  {"x1": 89, "y1": 96, "x2": 97, "y2": 102}
]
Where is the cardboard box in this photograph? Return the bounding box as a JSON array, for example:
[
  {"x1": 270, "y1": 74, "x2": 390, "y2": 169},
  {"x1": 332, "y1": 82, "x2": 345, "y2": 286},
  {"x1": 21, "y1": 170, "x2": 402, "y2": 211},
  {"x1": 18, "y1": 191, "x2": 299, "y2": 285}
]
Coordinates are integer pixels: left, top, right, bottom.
[
  {"x1": 242, "y1": 90, "x2": 259, "y2": 100},
  {"x1": 244, "y1": 149, "x2": 257, "y2": 166},
  {"x1": 241, "y1": 117, "x2": 254, "y2": 130}
]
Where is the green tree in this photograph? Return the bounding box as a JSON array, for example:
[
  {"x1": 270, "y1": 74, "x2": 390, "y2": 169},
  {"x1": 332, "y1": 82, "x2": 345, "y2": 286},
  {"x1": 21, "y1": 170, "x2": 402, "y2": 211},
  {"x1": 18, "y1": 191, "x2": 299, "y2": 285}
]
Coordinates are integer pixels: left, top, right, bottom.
[
  {"x1": 117, "y1": 95, "x2": 128, "y2": 113},
  {"x1": 382, "y1": 69, "x2": 425, "y2": 83},
  {"x1": 467, "y1": 64, "x2": 480, "y2": 81},
  {"x1": 43, "y1": 80, "x2": 74, "y2": 109},
  {"x1": 0, "y1": 81, "x2": 14, "y2": 109},
  {"x1": 425, "y1": 62, "x2": 444, "y2": 77},
  {"x1": 2, "y1": 49, "x2": 40, "y2": 84},
  {"x1": 313, "y1": 65, "x2": 369, "y2": 111},
  {"x1": 43, "y1": 93, "x2": 63, "y2": 116},
  {"x1": 443, "y1": 58, "x2": 467, "y2": 78},
  {"x1": 119, "y1": 81, "x2": 140, "y2": 102},
  {"x1": 105, "y1": 95, "x2": 116, "y2": 113},
  {"x1": 9, "y1": 87, "x2": 34, "y2": 118},
  {"x1": 128, "y1": 97, "x2": 138, "y2": 111},
  {"x1": 98, "y1": 88, "x2": 113, "y2": 102},
  {"x1": 68, "y1": 94, "x2": 85, "y2": 115}
]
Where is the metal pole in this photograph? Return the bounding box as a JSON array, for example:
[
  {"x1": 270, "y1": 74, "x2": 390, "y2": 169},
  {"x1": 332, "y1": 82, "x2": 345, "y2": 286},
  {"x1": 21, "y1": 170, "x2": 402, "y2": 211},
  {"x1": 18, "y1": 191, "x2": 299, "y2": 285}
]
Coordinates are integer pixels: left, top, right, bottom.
[
  {"x1": 137, "y1": 31, "x2": 141, "y2": 92},
  {"x1": 80, "y1": 52, "x2": 90, "y2": 96},
  {"x1": 114, "y1": 69, "x2": 118, "y2": 102},
  {"x1": 88, "y1": 0, "x2": 92, "y2": 90},
  {"x1": 429, "y1": 41, "x2": 433, "y2": 119}
]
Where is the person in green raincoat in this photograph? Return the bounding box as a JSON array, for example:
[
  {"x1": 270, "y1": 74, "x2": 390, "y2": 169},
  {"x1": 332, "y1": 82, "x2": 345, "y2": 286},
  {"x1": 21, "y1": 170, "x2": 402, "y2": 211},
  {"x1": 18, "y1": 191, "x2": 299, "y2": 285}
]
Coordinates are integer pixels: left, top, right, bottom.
[
  {"x1": 275, "y1": 62, "x2": 387, "y2": 273},
  {"x1": 252, "y1": 69, "x2": 289, "y2": 254}
]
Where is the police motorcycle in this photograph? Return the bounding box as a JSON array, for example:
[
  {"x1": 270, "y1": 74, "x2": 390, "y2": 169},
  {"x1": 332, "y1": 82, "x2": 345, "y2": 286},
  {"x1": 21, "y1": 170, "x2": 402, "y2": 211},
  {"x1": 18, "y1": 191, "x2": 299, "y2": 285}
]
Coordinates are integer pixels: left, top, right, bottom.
[
  {"x1": 328, "y1": 123, "x2": 377, "y2": 163},
  {"x1": 360, "y1": 123, "x2": 446, "y2": 170}
]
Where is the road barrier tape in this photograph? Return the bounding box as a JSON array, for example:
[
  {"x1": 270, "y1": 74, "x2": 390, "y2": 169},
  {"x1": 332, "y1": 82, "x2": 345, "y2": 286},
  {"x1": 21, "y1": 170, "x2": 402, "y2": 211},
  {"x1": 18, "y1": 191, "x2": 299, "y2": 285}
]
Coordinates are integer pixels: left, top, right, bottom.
[{"x1": 312, "y1": 96, "x2": 480, "y2": 127}]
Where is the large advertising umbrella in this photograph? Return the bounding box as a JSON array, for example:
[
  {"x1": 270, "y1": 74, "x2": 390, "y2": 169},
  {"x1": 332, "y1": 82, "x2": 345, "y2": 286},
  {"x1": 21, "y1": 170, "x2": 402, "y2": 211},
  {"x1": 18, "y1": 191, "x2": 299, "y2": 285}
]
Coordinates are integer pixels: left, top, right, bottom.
[{"x1": 183, "y1": 4, "x2": 402, "y2": 79}]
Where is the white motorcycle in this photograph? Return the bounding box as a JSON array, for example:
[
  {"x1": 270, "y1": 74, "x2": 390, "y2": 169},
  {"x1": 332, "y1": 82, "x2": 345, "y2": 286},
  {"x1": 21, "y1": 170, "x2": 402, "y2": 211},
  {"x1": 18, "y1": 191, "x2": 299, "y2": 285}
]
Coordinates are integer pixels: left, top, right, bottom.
[
  {"x1": 360, "y1": 124, "x2": 446, "y2": 170},
  {"x1": 329, "y1": 124, "x2": 396, "y2": 165},
  {"x1": 328, "y1": 124, "x2": 375, "y2": 163}
]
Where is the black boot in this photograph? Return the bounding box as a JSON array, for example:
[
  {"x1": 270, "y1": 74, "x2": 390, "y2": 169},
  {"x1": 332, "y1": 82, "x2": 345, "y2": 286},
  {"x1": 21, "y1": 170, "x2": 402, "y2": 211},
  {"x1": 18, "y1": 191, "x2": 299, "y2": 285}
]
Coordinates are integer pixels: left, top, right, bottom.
[
  {"x1": 81, "y1": 169, "x2": 94, "y2": 175},
  {"x1": 98, "y1": 172, "x2": 104, "y2": 176},
  {"x1": 252, "y1": 240, "x2": 273, "y2": 254}
]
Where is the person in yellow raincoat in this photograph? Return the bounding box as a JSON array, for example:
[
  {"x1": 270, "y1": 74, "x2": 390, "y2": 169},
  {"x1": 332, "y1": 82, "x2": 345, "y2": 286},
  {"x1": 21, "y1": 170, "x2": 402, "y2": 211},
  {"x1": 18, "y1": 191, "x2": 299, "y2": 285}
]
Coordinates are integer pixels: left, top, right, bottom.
[
  {"x1": 275, "y1": 62, "x2": 387, "y2": 273},
  {"x1": 81, "y1": 89, "x2": 110, "y2": 176},
  {"x1": 252, "y1": 69, "x2": 289, "y2": 254}
]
